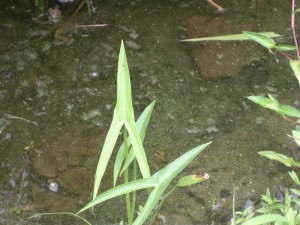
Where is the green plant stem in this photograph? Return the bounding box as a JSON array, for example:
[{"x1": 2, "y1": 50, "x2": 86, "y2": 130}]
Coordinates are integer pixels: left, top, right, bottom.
[
  {"x1": 149, "y1": 186, "x2": 177, "y2": 225},
  {"x1": 124, "y1": 128, "x2": 133, "y2": 224},
  {"x1": 283, "y1": 115, "x2": 300, "y2": 126},
  {"x1": 130, "y1": 159, "x2": 137, "y2": 221},
  {"x1": 29, "y1": 212, "x2": 92, "y2": 225},
  {"x1": 232, "y1": 188, "x2": 236, "y2": 225},
  {"x1": 292, "y1": 0, "x2": 300, "y2": 62}
]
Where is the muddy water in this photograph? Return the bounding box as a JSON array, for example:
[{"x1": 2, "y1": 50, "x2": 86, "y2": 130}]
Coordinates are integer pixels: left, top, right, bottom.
[{"x1": 0, "y1": 0, "x2": 299, "y2": 224}]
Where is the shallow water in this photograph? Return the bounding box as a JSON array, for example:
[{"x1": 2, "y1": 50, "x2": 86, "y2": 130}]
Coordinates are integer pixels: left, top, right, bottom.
[{"x1": 0, "y1": 0, "x2": 299, "y2": 224}]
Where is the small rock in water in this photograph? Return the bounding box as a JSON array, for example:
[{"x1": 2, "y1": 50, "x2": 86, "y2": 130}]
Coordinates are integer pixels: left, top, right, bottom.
[
  {"x1": 206, "y1": 126, "x2": 218, "y2": 133},
  {"x1": 255, "y1": 117, "x2": 264, "y2": 124},
  {"x1": 48, "y1": 182, "x2": 59, "y2": 192}
]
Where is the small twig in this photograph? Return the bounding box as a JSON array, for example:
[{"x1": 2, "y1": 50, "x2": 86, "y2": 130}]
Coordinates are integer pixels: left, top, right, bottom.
[
  {"x1": 279, "y1": 50, "x2": 293, "y2": 61},
  {"x1": 75, "y1": 24, "x2": 109, "y2": 28},
  {"x1": 207, "y1": 0, "x2": 225, "y2": 12},
  {"x1": 4, "y1": 114, "x2": 37, "y2": 126},
  {"x1": 71, "y1": 0, "x2": 87, "y2": 18},
  {"x1": 283, "y1": 115, "x2": 300, "y2": 126}
]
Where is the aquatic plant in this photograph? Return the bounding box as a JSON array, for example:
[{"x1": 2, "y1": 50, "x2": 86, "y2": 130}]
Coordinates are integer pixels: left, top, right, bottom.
[
  {"x1": 77, "y1": 41, "x2": 211, "y2": 225},
  {"x1": 184, "y1": 0, "x2": 300, "y2": 224},
  {"x1": 231, "y1": 0, "x2": 300, "y2": 224},
  {"x1": 31, "y1": 41, "x2": 211, "y2": 225}
]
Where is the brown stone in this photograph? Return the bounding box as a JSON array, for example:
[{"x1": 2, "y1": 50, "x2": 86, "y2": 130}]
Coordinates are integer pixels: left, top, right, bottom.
[{"x1": 185, "y1": 14, "x2": 258, "y2": 79}]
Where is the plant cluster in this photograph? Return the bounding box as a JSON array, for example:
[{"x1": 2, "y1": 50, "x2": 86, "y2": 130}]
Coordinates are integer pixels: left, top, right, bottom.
[
  {"x1": 31, "y1": 41, "x2": 211, "y2": 225},
  {"x1": 232, "y1": 0, "x2": 300, "y2": 224},
  {"x1": 184, "y1": 0, "x2": 300, "y2": 224}
]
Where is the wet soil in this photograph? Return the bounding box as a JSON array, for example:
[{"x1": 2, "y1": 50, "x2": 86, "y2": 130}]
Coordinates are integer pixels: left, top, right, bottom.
[{"x1": 0, "y1": 0, "x2": 299, "y2": 224}]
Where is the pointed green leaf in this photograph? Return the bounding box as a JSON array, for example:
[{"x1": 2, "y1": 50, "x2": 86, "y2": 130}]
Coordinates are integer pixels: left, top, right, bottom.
[
  {"x1": 80, "y1": 142, "x2": 211, "y2": 219},
  {"x1": 243, "y1": 31, "x2": 276, "y2": 49},
  {"x1": 277, "y1": 104, "x2": 300, "y2": 118},
  {"x1": 294, "y1": 8, "x2": 300, "y2": 14},
  {"x1": 276, "y1": 44, "x2": 296, "y2": 51},
  {"x1": 133, "y1": 142, "x2": 211, "y2": 225},
  {"x1": 259, "y1": 151, "x2": 295, "y2": 167},
  {"x1": 113, "y1": 141, "x2": 128, "y2": 186},
  {"x1": 291, "y1": 130, "x2": 300, "y2": 147},
  {"x1": 93, "y1": 41, "x2": 150, "y2": 199},
  {"x1": 124, "y1": 119, "x2": 150, "y2": 177},
  {"x1": 290, "y1": 60, "x2": 300, "y2": 85},
  {"x1": 247, "y1": 96, "x2": 279, "y2": 111},
  {"x1": 242, "y1": 214, "x2": 288, "y2": 225},
  {"x1": 113, "y1": 101, "x2": 156, "y2": 186},
  {"x1": 291, "y1": 188, "x2": 300, "y2": 197},
  {"x1": 79, "y1": 177, "x2": 156, "y2": 214},
  {"x1": 115, "y1": 41, "x2": 150, "y2": 180},
  {"x1": 180, "y1": 32, "x2": 281, "y2": 42},
  {"x1": 289, "y1": 171, "x2": 300, "y2": 185},
  {"x1": 120, "y1": 101, "x2": 156, "y2": 175},
  {"x1": 93, "y1": 119, "x2": 124, "y2": 199}
]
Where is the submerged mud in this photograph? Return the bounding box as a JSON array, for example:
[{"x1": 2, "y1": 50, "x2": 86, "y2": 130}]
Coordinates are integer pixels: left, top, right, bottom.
[{"x1": 0, "y1": 0, "x2": 299, "y2": 224}]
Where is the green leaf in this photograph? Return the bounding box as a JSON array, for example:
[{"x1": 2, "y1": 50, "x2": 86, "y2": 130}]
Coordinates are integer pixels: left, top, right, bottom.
[
  {"x1": 294, "y1": 8, "x2": 300, "y2": 14},
  {"x1": 116, "y1": 41, "x2": 150, "y2": 180},
  {"x1": 92, "y1": 41, "x2": 150, "y2": 199},
  {"x1": 277, "y1": 104, "x2": 300, "y2": 118},
  {"x1": 285, "y1": 208, "x2": 297, "y2": 224},
  {"x1": 276, "y1": 44, "x2": 296, "y2": 51},
  {"x1": 292, "y1": 130, "x2": 300, "y2": 147},
  {"x1": 290, "y1": 60, "x2": 300, "y2": 85},
  {"x1": 247, "y1": 95, "x2": 279, "y2": 111},
  {"x1": 243, "y1": 31, "x2": 276, "y2": 49},
  {"x1": 291, "y1": 188, "x2": 300, "y2": 197},
  {"x1": 79, "y1": 142, "x2": 211, "y2": 225},
  {"x1": 289, "y1": 171, "x2": 300, "y2": 185},
  {"x1": 78, "y1": 177, "x2": 156, "y2": 214},
  {"x1": 242, "y1": 214, "x2": 288, "y2": 225},
  {"x1": 120, "y1": 101, "x2": 156, "y2": 175},
  {"x1": 247, "y1": 95, "x2": 300, "y2": 118},
  {"x1": 93, "y1": 119, "x2": 124, "y2": 199},
  {"x1": 176, "y1": 174, "x2": 209, "y2": 187},
  {"x1": 259, "y1": 151, "x2": 296, "y2": 167},
  {"x1": 180, "y1": 32, "x2": 281, "y2": 42},
  {"x1": 133, "y1": 142, "x2": 211, "y2": 225},
  {"x1": 113, "y1": 101, "x2": 156, "y2": 186}
]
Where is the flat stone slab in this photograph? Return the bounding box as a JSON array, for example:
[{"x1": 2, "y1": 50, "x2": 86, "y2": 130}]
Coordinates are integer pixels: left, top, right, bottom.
[{"x1": 185, "y1": 14, "x2": 258, "y2": 79}]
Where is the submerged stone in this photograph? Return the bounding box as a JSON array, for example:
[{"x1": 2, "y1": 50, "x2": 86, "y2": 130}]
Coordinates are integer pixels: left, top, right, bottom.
[{"x1": 185, "y1": 13, "x2": 259, "y2": 79}]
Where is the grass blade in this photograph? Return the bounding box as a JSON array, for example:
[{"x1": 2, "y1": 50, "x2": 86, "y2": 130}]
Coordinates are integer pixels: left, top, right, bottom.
[
  {"x1": 93, "y1": 119, "x2": 123, "y2": 199},
  {"x1": 180, "y1": 32, "x2": 281, "y2": 42},
  {"x1": 114, "y1": 101, "x2": 156, "y2": 185},
  {"x1": 78, "y1": 178, "x2": 156, "y2": 214},
  {"x1": 242, "y1": 214, "x2": 288, "y2": 225}
]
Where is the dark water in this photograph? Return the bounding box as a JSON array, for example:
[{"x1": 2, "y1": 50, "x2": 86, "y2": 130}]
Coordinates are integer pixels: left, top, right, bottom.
[{"x1": 0, "y1": 0, "x2": 299, "y2": 224}]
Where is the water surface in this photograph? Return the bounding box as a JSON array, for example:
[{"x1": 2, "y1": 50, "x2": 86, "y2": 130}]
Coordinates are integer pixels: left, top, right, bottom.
[{"x1": 0, "y1": 0, "x2": 299, "y2": 224}]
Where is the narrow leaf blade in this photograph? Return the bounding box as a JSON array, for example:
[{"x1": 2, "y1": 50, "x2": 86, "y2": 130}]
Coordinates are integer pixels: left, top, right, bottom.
[
  {"x1": 180, "y1": 32, "x2": 281, "y2": 42},
  {"x1": 243, "y1": 31, "x2": 276, "y2": 49}
]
